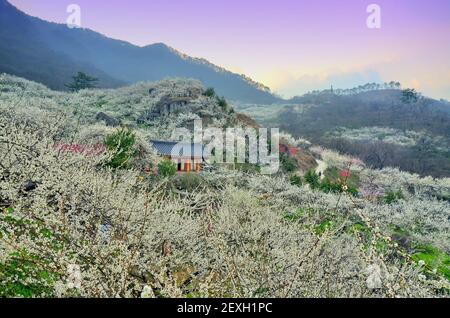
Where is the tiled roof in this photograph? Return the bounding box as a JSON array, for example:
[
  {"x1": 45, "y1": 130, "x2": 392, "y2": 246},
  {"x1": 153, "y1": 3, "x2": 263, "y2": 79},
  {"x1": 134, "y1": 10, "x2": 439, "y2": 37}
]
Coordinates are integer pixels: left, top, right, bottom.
[{"x1": 150, "y1": 140, "x2": 206, "y2": 158}]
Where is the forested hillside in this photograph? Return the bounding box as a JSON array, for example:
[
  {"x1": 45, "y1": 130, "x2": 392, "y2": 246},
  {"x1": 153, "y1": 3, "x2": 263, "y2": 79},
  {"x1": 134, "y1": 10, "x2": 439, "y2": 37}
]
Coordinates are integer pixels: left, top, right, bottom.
[
  {"x1": 0, "y1": 0, "x2": 280, "y2": 103},
  {"x1": 236, "y1": 87, "x2": 450, "y2": 177}
]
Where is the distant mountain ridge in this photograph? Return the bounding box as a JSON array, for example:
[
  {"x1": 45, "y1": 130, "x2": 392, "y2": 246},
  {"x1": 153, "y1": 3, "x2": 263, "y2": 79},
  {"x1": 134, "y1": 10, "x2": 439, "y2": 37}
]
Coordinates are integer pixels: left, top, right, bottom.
[{"x1": 0, "y1": 0, "x2": 280, "y2": 103}]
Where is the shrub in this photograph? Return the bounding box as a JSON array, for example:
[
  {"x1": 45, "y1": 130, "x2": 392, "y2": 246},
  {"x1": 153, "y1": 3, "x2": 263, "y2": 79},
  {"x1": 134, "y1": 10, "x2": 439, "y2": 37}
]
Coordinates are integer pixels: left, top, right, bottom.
[
  {"x1": 383, "y1": 190, "x2": 405, "y2": 204},
  {"x1": 346, "y1": 185, "x2": 359, "y2": 196},
  {"x1": 158, "y1": 159, "x2": 177, "y2": 178},
  {"x1": 289, "y1": 175, "x2": 303, "y2": 187},
  {"x1": 174, "y1": 173, "x2": 203, "y2": 191},
  {"x1": 104, "y1": 128, "x2": 137, "y2": 169},
  {"x1": 216, "y1": 96, "x2": 228, "y2": 110},
  {"x1": 319, "y1": 178, "x2": 342, "y2": 193},
  {"x1": 204, "y1": 87, "x2": 216, "y2": 97},
  {"x1": 280, "y1": 153, "x2": 297, "y2": 173},
  {"x1": 318, "y1": 178, "x2": 359, "y2": 196},
  {"x1": 304, "y1": 170, "x2": 320, "y2": 189}
]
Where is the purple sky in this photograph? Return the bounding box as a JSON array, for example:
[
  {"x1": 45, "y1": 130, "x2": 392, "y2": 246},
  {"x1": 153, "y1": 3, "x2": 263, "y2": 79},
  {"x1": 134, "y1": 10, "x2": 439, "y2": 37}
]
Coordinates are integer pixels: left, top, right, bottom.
[{"x1": 8, "y1": 0, "x2": 450, "y2": 99}]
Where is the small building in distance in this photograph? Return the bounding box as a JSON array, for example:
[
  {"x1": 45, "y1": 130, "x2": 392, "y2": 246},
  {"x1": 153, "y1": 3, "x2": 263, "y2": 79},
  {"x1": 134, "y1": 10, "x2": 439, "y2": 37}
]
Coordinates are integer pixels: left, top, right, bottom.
[{"x1": 151, "y1": 140, "x2": 207, "y2": 172}]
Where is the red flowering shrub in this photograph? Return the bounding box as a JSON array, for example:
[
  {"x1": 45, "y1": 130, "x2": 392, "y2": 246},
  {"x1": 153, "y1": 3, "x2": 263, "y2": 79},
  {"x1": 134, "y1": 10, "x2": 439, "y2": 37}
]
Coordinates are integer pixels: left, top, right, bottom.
[
  {"x1": 54, "y1": 143, "x2": 106, "y2": 156},
  {"x1": 339, "y1": 170, "x2": 351, "y2": 179},
  {"x1": 279, "y1": 145, "x2": 288, "y2": 154},
  {"x1": 289, "y1": 147, "x2": 298, "y2": 156}
]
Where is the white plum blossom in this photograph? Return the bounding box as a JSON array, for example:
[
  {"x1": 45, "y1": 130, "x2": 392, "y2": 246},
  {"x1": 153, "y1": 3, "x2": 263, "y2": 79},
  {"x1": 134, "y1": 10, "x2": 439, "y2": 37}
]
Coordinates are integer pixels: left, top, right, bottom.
[
  {"x1": 140, "y1": 286, "x2": 155, "y2": 298},
  {"x1": 0, "y1": 74, "x2": 448, "y2": 298},
  {"x1": 366, "y1": 264, "x2": 383, "y2": 290}
]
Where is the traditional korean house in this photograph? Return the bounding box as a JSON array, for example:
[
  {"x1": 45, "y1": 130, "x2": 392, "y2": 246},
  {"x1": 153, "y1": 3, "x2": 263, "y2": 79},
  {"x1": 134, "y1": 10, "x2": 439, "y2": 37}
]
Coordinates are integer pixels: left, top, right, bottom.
[{"x1": 151, "y1": 140, "x2": 207, "y2": 172}]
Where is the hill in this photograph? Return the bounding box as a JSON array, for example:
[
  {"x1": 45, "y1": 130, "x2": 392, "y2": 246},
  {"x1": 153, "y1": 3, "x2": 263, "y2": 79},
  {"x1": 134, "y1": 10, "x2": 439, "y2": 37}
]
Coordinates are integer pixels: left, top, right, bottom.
[
  {"x1": 0, "y1": 0, "x2": 280, "y2": 103},
  {"x1": 236, "y1": 87, "x2": 450, "y2": 177},
  {"x1": 1, "y1": 75, "x2": 449, "y2": 298}
]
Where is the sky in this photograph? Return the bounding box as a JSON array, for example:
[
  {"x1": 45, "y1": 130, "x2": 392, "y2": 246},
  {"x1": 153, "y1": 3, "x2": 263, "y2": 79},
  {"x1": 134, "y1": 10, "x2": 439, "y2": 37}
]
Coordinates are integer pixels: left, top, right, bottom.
[{"x1": 8, "y1": 0, "x2": 450, "y2": 99}]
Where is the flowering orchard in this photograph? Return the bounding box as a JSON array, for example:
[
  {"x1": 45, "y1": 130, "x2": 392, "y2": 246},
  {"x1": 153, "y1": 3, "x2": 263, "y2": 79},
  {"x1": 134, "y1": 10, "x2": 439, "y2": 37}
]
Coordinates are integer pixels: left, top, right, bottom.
[{"x1": 0, "y1": 75, "x2": 449, "y2": 298}]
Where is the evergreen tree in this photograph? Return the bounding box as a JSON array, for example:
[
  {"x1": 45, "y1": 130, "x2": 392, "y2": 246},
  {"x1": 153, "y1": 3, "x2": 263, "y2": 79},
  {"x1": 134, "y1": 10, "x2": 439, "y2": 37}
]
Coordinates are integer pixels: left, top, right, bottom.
[
  {"x1": 65, "y1": 72, "x2": 98, "y2": 92},
  {"x1": 401, "y1": 88, "x2": 420, "y2": 104}
]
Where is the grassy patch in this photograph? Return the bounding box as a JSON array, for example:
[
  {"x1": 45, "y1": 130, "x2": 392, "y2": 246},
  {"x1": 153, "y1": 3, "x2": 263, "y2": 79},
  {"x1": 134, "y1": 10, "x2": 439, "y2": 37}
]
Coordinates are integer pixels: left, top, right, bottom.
[
  {"x1": 283, "y1": 208, "x2": 306, "y2": 223},
  {"x1": 348, "y1": 222, "x2": 371, "y2": 235},
  {"x1": 412, "y1": 245, "x2": 450, "y2": 280},
  {"x1": 0, "y1": 209, "x2": 66, "y2": 297},
  {"x1": 314, "y1": 219, "x2": 335, "y2": 236},
  {"x1": 0, "y1": 249, "x2": 58, "y2": 297}
]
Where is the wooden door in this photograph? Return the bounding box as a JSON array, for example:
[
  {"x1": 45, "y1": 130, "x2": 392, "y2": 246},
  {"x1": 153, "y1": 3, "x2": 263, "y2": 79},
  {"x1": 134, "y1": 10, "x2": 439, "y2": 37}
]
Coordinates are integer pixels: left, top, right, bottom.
[{"x1": 185, "y1": 161, "x2": 191, "y2": 172}]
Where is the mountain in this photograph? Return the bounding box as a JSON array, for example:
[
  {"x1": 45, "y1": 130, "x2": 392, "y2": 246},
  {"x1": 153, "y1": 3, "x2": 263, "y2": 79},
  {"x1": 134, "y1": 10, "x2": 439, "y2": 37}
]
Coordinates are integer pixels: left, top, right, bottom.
[
  {"x1": 0, "y1": 0, "x2": 280, "y2": 103},
  {"x1": 0, "y1": 0, "x2": 124, "y2": 90}
]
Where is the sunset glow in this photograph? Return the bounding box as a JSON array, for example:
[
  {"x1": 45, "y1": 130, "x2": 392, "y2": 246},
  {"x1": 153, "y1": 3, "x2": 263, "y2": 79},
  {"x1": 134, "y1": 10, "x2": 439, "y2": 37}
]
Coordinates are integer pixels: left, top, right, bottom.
[{"x1": 8, "y1": 0, "x2": 450, "y2": 99}]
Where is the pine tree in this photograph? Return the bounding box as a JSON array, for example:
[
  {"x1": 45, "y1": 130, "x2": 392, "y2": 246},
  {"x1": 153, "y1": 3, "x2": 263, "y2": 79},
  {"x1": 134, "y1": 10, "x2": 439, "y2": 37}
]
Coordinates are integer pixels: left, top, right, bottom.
[{"x1": 65, "y1": 72, "x2": 98, "y2": 92}]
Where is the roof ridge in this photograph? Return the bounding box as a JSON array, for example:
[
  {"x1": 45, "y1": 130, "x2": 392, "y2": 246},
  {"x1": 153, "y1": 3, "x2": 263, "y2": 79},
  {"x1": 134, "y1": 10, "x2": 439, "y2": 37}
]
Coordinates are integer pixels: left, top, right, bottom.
[
  {"x1": 150, "y1": 139, "x2": 204, "y2": 145},
  {"x1": 150, "y1": 140, "x2": 208, "y2": 158}
]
